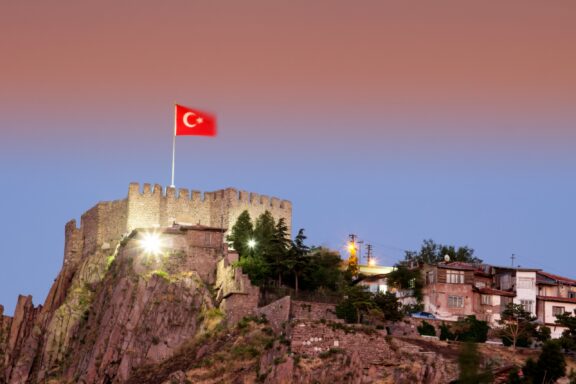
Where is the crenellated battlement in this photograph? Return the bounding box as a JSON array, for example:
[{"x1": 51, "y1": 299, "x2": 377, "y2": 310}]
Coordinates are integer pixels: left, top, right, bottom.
[
  {"x1": 127, "y1": 182, "x2": 291, "y2": 210},
  {"x1": 62, "y1": 183, "x2": 292, "y2": 266}
]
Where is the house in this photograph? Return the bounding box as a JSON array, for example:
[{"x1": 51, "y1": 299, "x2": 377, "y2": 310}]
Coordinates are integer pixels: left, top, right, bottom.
[
  {"x1": 536, "y1": 271, "x2": 576, "y2": 338},
  {"x1": 421, "y1": 262, "x2": 479, "y2": 321},
  {"x1": 493, "y1": 267, "x2": 540, "y2": 317},
  {"x1": 357, "y1": 264, "x2": 394, "y2": 294}
]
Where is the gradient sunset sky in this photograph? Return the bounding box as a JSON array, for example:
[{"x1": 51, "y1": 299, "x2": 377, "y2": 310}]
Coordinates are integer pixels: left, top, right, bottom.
[{"x1": 1, "y1": 1, "x2": 575, "y2": 315}]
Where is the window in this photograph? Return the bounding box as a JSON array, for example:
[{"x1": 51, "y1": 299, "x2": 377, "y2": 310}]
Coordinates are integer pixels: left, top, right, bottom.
[
  {"x1": 481, "y1": 295, "x2": 491, "y2": 305},
  {"x1": 446, "y1": 270, "x2": 464, "y2": 284},
  {"x1": 500, "y1": 274, "x2": 511, "y2": 290},
  {"x1": 426, "y1": 271, "x2": 435, "y2": 285},
  {"x1": 448, "y1": 295, "x2": 464, "y2": 308},
  {"x1": 520, "y1": 300, "x2": 534, "y2": 313},
  {"x1": 552, "y1": 306, "x2": 565, "y2": 316},
  {"x1": 569, "y1": 291, "x2": 576, "y2": 299},
  {"x1": 517, "y1": 277, "x2": 535, "y2": 289}
]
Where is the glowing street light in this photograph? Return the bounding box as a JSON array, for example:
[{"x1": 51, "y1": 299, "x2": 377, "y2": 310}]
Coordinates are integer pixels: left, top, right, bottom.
[
  {"x1": 139, "y1": 232, "x2": 163, "y2": 255},
  {"x1": 247, "y1": 239, "x2": 257, "y2": 249}
]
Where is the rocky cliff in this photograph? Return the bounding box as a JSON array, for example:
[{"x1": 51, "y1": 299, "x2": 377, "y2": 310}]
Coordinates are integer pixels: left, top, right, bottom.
[
  {"x1": 1, "y1": 220, "x2": 539, "y2": 383},
  {"x1": 0, "y1": 225, "x2": 258, "y2": 384}
]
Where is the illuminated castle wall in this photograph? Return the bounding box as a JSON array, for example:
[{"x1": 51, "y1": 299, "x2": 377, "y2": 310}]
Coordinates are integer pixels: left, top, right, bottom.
[{"x1": 63, "y1": 183, "x2": 292, "y2": 265}]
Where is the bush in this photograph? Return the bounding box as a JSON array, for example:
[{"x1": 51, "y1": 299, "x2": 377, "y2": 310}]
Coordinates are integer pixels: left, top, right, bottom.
[
  {"x1": 439, "y1": 322, "x2": 454, "y2": 341},
  {"x1": 417, "y1": 321, "x2": 436, "y2": 336}
]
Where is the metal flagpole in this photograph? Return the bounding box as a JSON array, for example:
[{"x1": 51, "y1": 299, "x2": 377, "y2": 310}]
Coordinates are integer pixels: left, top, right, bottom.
[{"x1": 170, "y1": 104, "x2": 177, "y2": 188}]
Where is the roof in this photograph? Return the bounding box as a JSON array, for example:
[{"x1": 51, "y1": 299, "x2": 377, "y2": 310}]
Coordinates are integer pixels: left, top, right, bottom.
[
  {"x1": 537, "y1": 271, "x2": 576, "y2": 286},
  {"x1": 436, "y1": 262, "x2": 476, "y2": 271},
  {"x1": 476, "y1": 287, "x2": 516, "y2": 297},
  {"x1": 537, "y1": 295, "x2": 576, "y2": 304},
  {"x1": 491, "y1": 265, "x2": 541, "y2": 272}
]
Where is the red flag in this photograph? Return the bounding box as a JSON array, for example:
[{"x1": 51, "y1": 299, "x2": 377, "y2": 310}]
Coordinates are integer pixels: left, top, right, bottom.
[{"x1": 175, "y1": 104, "x2": 217, "y2": 136}]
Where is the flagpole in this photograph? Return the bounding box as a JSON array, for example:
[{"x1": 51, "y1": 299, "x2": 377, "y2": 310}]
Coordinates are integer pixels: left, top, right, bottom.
[{"x1": 170, "y1": 104, "x2": 176, "y2": 188}]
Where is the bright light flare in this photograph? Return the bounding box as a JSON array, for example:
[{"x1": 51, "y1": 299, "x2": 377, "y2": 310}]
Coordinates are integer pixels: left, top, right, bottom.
[
  {"x1": 247, "y1": 239, "x2": 257, "y2": 249},
  {"x1": 368, "y1": 258, "x2": 377, "y2": 267},
  {"x1": 139, "y1": 232, "x2": 164, "y2": 255},
  {"x1": 347, "y1": 243, "x2": 356, "y2": 252}
]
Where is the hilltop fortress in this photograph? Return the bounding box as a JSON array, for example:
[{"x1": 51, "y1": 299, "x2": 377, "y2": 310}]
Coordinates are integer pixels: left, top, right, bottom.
[{"x1": 65, "y1": 182, "x2": 292, "y2": 264}]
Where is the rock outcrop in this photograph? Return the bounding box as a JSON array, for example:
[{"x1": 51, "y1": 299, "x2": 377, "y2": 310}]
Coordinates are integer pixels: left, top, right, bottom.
[{"x1": 0, "y1": 225, "x2": 258, "y2": 384}]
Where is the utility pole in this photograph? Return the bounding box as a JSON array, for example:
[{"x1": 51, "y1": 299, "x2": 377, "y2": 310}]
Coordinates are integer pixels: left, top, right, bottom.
[
  {"x1": 511, "y1": 253, "x2": 516, "y2": 267},
  {"x1": 366, "y1": 244, "x2": 373, "y2": 265},
  {"x1": 347, "y1": 234, "x2": 359, "y2": 276}
]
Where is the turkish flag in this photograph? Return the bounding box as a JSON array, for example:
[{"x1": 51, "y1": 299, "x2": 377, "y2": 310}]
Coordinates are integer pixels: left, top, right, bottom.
[{"x1": 175, "y1": 104, "x2": 217, "y2": 136}]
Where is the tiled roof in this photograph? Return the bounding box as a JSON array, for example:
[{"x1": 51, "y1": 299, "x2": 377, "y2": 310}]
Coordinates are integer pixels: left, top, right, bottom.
[
  {"x1": 537, "y1": 295, "x2": 576, "y2": 304},
  {"x1": 437, "y1": 262, "x2": 476, "y2": 271},
  {"x1": 537, "y1": 271, "x2": 576, "y2": 286}
]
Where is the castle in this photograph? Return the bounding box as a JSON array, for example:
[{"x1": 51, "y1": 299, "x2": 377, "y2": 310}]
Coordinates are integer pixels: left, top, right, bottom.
[{"x1": 64, "y1": 182, "x2": 292, "y2": 265}]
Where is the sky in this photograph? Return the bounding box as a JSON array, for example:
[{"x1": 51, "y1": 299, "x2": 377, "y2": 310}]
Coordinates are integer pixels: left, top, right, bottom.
[{"x1": 1, "y1": 0, "x2": 575, "y2": 315}]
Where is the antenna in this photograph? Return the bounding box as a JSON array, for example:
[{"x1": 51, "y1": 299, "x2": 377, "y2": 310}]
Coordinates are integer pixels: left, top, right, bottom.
[{"x1": 511, "y1": 253, "x2": 516, "y2": 267}]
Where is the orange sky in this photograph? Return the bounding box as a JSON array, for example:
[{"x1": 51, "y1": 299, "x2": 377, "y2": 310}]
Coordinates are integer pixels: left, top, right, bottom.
[{"x1": 1, "y1": 0, "x2": 575, "y2": 142}]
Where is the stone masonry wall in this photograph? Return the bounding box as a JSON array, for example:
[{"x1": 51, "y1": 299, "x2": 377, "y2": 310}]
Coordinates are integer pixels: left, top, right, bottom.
[
  {"x1": 291, "y1": 320, "x2": 393, "y2": 361},
  {"x1": 290, "y1": 300, "x2": 339, "y2": 321},
  {"x1": 126, "y1": 183, "x2": 292, "y2": 235}
]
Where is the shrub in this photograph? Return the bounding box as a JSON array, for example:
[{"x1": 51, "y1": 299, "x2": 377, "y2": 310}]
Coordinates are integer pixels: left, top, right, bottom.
[{"x1": 417, "y1": 321, "x2": 436, "y2": 336}]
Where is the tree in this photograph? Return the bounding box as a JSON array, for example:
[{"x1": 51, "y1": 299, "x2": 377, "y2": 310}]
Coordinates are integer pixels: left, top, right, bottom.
[
  {"x1": 372, "y1": 292, "x2": 403, "y2": 322},
  {"x1": 523, "y1": 340, "x2": 566, "y2": 384},
  {"x1": 301, "y1": 247, "x2": 344, "y2": 292},
  {"x1": 236, "y1": 253, "x2": 269, "y2": 286},
  {"x1": 417, "y1": 321, "x2": 436, "y2": 336},
  {"x1": 458, "y1": 342, "x2": 492, "y2": 384},
  {"x1": 404, "y1": 239, "x2": 482, "y2": 265},
  {"x1": 253, "y1": 211, "x2": 276, "y2": 259},
  {"x1": 269, "y1": 218, "x2": 291, "y2": 286},
  {"x1": 498, "y1": 303, "x2": 537, "y2": 350},
  {"x1": 441, "y1": 315, "x2": 489, "y2": 343},
  {"x1": 286, "y1": 228, "x2": 310, "y2": 295},
  {"x1": 226, "y1": 210, "x2": 253, "y2": 257},
  {"x1": 387, "y1": 264, "x2": 424, "y2": 303},
  {"x1": 336, "y1": 285, "x2": 376, "y2": 324},
  {"x1": 556, "y1": 309, "x2": 576, "y2": 351}
]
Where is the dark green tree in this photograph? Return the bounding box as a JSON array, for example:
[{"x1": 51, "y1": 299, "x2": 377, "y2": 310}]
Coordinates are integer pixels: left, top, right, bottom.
[
  {"x1": 269, "y1": 218, "x2": 291, "y2": 286},
  {"x1": 498, "y1": 303, "x2": 537, "y2": 350},
  {"x1": 458, "y1": 342, "x2": 492, "y2": 383},
  {"x1": 387, "y1": 264, "x2": 424, "y2": 303},
  {"x1": 404, "y1": 239, "x2": 482, "y2": 265},
  {"x1": 523, "y1": 340, "x2": 566, "y2": 384},
  {"x1": 226, "y1": 210, "x2": 253, "y2": 257},
  {"x1": 417, "y1": 321, "x2": 436, "y2": 336},
  {"x1": 372, "y1": 292, "x2": 403, "y2": 322},
  {"x1": 556, "y1": 309, "x2": 576, "y2": 351},
  {"x1": 236, "y1": 253, "x2": 269, "y2": 286},
  {"x1": 253, "y1": 211, "x2": 276, "y2": 259},
  {"x1": 336, "y1": 285, "x2": 376, "y2": 324},
  {"x1": 301, "y1": 247, "x2": 344, "y2": 292},
  {"x1": 286, "y1": 228, "x2": 310, "y2": 295}
]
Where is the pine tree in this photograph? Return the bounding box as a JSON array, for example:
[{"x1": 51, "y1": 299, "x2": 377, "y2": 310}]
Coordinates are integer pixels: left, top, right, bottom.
[
  {"x1": 270, "y1": 218, "x2": 291, "y2": 286},
  {"x1": 287, "y1": 228, "x2": 310, "y2": 295},
  {"x1": 226, "y1": 210, "x2": 253, "y2": 258},
  {"x1": 253, "y1": 210, "x2": 276, "y2": 259}
]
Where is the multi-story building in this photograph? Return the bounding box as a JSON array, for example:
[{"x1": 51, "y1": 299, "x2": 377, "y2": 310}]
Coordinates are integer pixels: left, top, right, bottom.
[{"x1": 535, "y1": 271, "x2": 576, "y2": 338}]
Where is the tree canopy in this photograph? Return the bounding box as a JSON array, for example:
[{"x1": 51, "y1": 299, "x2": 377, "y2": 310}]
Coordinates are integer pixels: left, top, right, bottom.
[{"x1": 404, "y1": 239, "x2": 482, "y2": 265}]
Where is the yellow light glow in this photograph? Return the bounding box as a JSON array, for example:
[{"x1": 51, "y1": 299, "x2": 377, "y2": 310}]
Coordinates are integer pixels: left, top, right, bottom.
[
  {"x1": 139, "y1": 232, "x2": 163, "y2": 255},
  {"x1": 347, "y1": 243, "x2": 356, "y2": 252},
  {"x1": 368, "y1": 258, "x2": 377, "y2": 267}
]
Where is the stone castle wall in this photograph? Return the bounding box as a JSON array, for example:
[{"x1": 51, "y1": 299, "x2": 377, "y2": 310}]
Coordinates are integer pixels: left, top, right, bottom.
[{"x1": 62, "y1": 183, "x2": 292, "y2": 265}]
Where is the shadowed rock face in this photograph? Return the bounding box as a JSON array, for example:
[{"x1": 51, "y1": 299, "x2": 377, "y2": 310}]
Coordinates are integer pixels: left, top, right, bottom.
[{"x1": 0, "y1": 226, "x2": 257, "y2": 384}]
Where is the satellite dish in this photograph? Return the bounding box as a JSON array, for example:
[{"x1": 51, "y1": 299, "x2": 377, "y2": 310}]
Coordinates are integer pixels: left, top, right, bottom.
[{"x1": 444, "y1": 254, "x2": 451, "y2": 262}]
